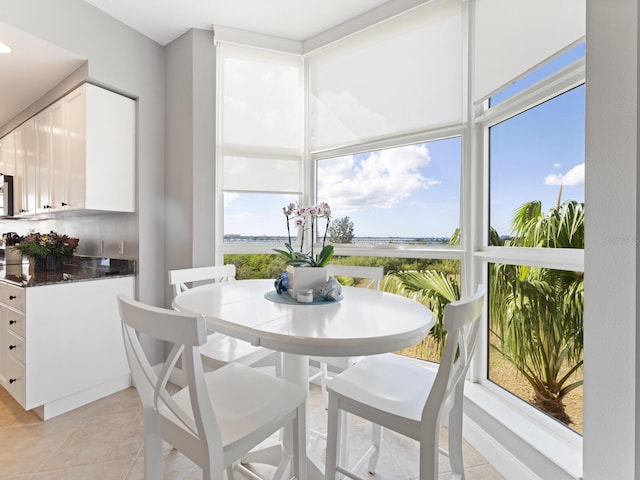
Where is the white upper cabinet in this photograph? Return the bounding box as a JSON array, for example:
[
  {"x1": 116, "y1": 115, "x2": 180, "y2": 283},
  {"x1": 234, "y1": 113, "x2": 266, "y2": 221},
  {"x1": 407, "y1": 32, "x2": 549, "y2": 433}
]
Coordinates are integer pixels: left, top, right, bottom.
[
  {"x1": 0, "y1": 82, "x2": 135, "y2": 216},
  {"x1": 13, "y1": 118, "x2": 36, "y2": 216},
  {"x1": 49, "y1": 99, "x2": 66, "y2": 212},
  {"x1": 0, "y1": 132, "x2": 16, "y2": 177},
  {"x1": 63, "y1": 83, "x2": 136, "y2": 213}
]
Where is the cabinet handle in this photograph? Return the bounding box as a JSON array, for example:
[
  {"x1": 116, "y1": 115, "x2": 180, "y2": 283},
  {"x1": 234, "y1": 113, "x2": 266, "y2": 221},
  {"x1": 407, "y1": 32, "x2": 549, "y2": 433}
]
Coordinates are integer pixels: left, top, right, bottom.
[
  {"x1": 61, "y1": 202, "x2": 68, "y2": 207},
  {"x1": 9, "y1": 345, "x2": 16, "y2": 350},
  {"x1": 9, "y1": 295, "x2": 16, "y2": 300},
  {"x1": 9, "y1": 378, "x2": 16, "y2": 384},
  {"x1": 43, "y1": 204, "x2": 51, "y2": 209},
  {"x1": 9, "y1": 320, "x2": 16, "y2": 325}
]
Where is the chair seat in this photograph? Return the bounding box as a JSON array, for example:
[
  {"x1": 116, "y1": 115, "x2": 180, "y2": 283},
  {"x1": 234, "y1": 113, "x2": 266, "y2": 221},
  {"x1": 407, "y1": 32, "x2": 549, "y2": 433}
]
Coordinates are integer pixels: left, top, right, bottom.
[
  {"x1": 170, "y1": 362, "x2": 307, "y2": 460},
  {"x1": 200, "y1": 332, "x2": 275, "y2": 369},
  {"x1": 327, "y1": 353, "x2": 439, "y2": 436},
  {"x1": 325, "y1": 286, "x2": 485, "y2": 480}
]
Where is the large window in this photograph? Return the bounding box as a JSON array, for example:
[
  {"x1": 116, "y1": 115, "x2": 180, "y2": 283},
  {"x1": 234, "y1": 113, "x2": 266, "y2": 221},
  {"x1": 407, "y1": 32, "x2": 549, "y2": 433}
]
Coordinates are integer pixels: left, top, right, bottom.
[
  {"x1": 215, "y1": 1, "x2": 586, "y2": 473},
  {"x1": 216, "y1": 43, "x2": 303, "y2": 256},
  {"x1": 489, "y1": 85, "x2": 585, "y2": 242},
  {"x1": 316, "y1": 138, "x2": 461, "y2": 245},
  {"x1": 223, "y1": 192, "x2": 300, "y2": 243},
  {"x1": 483, "y1": 48, "x2": 585, "y2": 434}
]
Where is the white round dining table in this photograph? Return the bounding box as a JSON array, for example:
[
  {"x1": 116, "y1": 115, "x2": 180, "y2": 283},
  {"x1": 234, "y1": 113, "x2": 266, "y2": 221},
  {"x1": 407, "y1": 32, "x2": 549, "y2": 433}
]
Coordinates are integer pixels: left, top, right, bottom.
[
  {"x1": 172, "y1": 278, "x2": 434, "y2": 479},
  {"x1": 171, "y1": 278, "x2": 433, "y2": 357}
]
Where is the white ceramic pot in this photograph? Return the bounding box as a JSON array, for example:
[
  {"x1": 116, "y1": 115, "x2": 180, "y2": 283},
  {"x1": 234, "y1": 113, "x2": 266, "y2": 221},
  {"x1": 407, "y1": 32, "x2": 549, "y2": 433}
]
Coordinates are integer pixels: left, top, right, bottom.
[{"x1": 286, "y1": 266, "x2": 327, "y2": 299}]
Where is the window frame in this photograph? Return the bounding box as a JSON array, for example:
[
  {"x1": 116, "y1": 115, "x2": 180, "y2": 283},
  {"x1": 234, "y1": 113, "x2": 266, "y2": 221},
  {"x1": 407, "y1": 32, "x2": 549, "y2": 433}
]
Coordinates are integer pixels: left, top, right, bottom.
[
  {"x1": 213, "y1": 17, "x2": 586, "y2": 480},
  {"x1": 464, "y1": 52, "x2": 586, "y2": 477}
]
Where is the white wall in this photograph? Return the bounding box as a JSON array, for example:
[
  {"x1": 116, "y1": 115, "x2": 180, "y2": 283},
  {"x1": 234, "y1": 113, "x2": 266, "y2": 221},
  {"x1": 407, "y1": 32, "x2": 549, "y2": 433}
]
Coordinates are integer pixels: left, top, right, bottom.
[{"x1": 584, "y1": 0, "x2": 638, "y2": 478}]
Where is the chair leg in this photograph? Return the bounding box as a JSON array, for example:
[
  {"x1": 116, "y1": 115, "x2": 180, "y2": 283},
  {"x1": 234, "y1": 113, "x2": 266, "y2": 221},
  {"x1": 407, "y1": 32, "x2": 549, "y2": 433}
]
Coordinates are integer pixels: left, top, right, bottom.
[
  {"x1": 368, "y1": 424, "x2": 383, "y2": 474},
  {"x1": 143, "y1": 428, "x2": 163, "y2": 480},
  {"x1": 419, "y1": 419, "x2": 439, "y2": 480},
  {"x1": 275, "y1": 352, "x2": 283, "y2": 378},
  {"x1": 294, "y1": 403, "x2": 308, "y2": 480},
  {"x1": 320, "y1": 362, "x2": 329, "y2": 409},
  {"x1": 447, "y1": 389, "x2": 466, "y2": 479},
  {"x1": 325, "y1": 394, "x2": 341, "y2": 480}
]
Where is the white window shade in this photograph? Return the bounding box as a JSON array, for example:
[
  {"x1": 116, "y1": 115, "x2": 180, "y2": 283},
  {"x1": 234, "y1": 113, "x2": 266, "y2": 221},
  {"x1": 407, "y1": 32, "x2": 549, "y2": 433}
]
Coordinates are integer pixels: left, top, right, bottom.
[
  {"x1": 222, "y1": 155, "x2": 301, "y2": 193},
  {"x1": 474, "y1": 0, "x2": 586, "y2": 103},
  {"x1": 218, "y1": 43, "x2": 303, "y2": 193},
  {"x1": 308, "y1": 0, "x2": 462, "y2": 152}
]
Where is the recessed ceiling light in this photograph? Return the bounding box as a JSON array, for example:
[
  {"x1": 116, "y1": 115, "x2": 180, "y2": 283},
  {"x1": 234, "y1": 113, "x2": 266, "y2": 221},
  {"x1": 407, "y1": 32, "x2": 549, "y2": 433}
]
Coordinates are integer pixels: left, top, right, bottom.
[{"x1": 0, "y1": 42, "x2": 13, "y2": 54}]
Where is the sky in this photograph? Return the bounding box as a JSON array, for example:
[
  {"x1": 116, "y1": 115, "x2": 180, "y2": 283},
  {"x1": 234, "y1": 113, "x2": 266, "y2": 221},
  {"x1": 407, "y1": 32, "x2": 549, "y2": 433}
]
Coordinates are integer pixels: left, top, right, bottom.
[{"x1": 223, "y1": 43, "x2": 586, "y2": 240}]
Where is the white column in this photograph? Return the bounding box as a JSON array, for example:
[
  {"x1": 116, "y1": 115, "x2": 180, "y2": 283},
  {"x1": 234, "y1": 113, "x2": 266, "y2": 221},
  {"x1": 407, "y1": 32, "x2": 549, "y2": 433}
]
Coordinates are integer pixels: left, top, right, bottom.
[{"x1": 584, "y1": 0, "x2": 639, "y2": 478}]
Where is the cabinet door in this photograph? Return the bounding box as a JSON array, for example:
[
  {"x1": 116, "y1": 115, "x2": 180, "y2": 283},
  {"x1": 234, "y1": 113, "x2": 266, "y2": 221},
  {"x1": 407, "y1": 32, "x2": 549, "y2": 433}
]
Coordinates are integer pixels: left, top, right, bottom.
[
  {"x1": 0, "y1": 134, "x2": 16, "y2": 217},
  {"x1": 34, "y1": 110, "x2": 52, "y2": 213},
  {"x1": 84, "y1": 84, "x2": 135, "y2": 212},
  {"x1": 49, "y1": 99, "x2": 66, "y2": 211},
  {"x1": 63, "y1": 85, "x2": 86, "y2": 210},
  {"x1": 13, "y1": 119, "x2": 36, "y2": 215},
  {"x1": 0, "y1": 132, "x2": 16, "y2": 176}
]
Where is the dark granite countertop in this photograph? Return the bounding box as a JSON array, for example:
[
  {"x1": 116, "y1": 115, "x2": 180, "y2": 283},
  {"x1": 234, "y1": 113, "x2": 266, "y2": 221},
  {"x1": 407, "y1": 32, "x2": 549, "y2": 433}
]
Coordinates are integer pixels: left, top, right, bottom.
[{"x1": 0, "y1": 255, "x2": 136, "y2": 287}]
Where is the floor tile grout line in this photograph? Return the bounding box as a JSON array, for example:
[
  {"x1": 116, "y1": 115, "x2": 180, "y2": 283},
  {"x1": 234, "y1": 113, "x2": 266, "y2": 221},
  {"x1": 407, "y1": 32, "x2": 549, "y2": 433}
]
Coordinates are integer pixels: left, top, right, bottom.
[
  {"x1": 122, "y1": 443, "x2": 144, "y2": 479},
  {"x1": 30, "y1": 419, "x2": 84, "y2": 475}
]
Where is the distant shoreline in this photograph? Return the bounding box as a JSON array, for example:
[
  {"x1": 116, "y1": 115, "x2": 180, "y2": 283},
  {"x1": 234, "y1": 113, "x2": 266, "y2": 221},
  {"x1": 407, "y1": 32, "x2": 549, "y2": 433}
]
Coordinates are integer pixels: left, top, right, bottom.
[{"x1": 224, "y1": 235, "x2": 451, "y2": 245}]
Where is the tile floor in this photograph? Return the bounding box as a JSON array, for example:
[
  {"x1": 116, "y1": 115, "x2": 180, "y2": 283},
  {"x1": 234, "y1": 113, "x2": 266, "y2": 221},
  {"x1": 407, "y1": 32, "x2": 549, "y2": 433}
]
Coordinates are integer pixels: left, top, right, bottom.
[{"x1": 0, "y1": 382, "x2": 505, "y2": 479}]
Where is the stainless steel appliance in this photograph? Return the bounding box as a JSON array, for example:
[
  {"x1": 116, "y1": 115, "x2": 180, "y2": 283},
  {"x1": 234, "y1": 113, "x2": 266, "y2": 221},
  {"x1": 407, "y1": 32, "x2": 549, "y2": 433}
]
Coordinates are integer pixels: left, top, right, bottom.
[{"x1": 0, "y1": 174, "x2": 13, "y2": 217}]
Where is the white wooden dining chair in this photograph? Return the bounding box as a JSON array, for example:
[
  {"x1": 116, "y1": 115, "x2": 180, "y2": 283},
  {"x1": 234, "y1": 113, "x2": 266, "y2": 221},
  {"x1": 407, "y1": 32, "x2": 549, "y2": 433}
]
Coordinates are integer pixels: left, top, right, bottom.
[
  {"x1": 168, "y1": 265, "x2": 276, "y2": 370},
  {"x1": 310, "y1": 264, "x2": 384, "y2": 408},
  {"x1": 324, "y1": 285, "x2": 486, "y2": 480},
  {"x1": 117, "y1": 294, "x2": 307, "y2": 480}
]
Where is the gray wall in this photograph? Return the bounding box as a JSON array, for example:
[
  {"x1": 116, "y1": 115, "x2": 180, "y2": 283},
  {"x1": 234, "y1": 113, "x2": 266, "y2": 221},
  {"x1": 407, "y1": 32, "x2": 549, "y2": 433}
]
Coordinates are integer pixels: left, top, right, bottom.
[
  {"x1": 164, "y1": 28, "x2": 216, "y2": 305},
  {"x1": 0, "y1": 0, "x2": 165, "y2": 310},
  {"x1": 584, "y1": 0, "x2": 639, "y2": 478},
  {"x1": 0, "y1": 0, "x2": 166, "y2": 363}
]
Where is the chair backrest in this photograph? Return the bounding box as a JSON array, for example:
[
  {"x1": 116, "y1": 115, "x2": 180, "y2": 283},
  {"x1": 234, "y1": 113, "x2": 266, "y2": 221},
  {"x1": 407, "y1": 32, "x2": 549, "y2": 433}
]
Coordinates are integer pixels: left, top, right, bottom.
[
  {"x1": 117, "y1": 295, "x2": 222, "y2": 462},
  {"x1": 423, "y1": 285, "x2": 485, "y2": 422},
  {"x1": 325, "y1": 264, "x2": 384, "y2": 289},
  {"x1": 168, "y1": 265, "x2": 236, "y2": 297}
]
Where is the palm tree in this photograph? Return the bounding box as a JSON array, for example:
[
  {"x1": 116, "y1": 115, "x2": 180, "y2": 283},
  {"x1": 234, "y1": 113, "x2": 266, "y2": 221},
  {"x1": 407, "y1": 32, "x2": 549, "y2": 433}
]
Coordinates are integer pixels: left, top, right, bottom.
[
  {"x1": 489, "y1": 199, "x2": 584, "y2": 424},
  {"x1": 382, "y1": 269, "x2": 460, "y2": 360},
  {"x1": 383, "y1": 199, "x2": 584, "y2": 425}
]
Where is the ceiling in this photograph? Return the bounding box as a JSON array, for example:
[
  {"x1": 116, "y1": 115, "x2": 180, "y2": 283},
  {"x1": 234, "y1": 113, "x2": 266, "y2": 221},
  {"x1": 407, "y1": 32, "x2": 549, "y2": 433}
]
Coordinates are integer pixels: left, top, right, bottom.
[
  {"x1": 84, "y1": 0, "x2": 393, "y2": 45},
  {"x1": 0, "y1": 21, "x2": 85, "y2": 129},
  {"x1": 0, "y1": 0, "x2": 394, "y2": 128}
]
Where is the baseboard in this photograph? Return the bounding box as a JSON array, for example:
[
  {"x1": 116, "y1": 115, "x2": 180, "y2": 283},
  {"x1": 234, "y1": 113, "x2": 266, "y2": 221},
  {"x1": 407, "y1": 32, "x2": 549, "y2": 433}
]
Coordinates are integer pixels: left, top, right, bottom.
[
  {"x1": 33, "y1": 374, "x2": 131, "y2": 420},
  {"x1": 463, "y1": 413, "x2": 541, "y2": 480}
]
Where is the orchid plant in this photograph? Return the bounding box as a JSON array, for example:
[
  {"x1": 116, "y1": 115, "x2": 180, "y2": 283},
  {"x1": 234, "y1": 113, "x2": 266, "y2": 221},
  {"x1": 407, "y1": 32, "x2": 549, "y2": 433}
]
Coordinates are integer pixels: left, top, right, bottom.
[{"x1": 274, "y1": 201, "x2": 334, "y2": 267}]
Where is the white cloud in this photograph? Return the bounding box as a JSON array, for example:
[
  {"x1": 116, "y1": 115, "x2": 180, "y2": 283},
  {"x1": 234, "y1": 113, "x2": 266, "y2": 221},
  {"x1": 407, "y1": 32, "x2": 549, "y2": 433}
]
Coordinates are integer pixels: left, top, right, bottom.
[
  {"x1": 544, "y1": 163, "x2": 584, "y2": 187},
  {"x1": 552, "y1": 162, "x2": 562, "y2": 168},
  {"x1": 317, "y1": 144, "x2": 434, "y2": 213},
  {"x1": 223, "y1": 192, "x2": 239, "y2": 207}
]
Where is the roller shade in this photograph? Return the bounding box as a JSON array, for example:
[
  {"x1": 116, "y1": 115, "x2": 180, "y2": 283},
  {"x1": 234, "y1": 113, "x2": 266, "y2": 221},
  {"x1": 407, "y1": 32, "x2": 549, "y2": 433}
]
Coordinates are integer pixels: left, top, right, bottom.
[
  {"x1": 474, "y1": 0, "x2": 585, "y2": 102},
  {"x1": 308, "y1": 0, "x2": 463, "y2": 151},
  {"x1": 218, "y1": 43, "x2": 303, "y2": 193}
]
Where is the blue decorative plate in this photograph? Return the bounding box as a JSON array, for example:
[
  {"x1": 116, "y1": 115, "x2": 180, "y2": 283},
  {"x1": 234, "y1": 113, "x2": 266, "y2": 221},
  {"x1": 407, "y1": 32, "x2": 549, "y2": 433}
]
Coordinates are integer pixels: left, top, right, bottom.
[{"x1": 264, "y1": 290, "x2": 343, "y2": 305}]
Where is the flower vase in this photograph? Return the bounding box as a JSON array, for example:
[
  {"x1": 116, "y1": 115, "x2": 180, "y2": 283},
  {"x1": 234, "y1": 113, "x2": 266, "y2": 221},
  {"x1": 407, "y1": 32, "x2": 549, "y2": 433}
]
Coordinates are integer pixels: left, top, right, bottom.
[
  {"x1": 286, "y1": 266, "x2": 327, "y2": 299},
  {"x1": 30, "y1": 255, "x2": 64, "y2": 273}
]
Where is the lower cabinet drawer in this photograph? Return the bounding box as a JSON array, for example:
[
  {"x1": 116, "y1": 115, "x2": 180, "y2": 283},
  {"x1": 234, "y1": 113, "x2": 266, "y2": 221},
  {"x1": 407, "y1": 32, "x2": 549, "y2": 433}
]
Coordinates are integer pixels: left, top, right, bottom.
[
  {"x1": 7, "y1": 310, "x2": 25, "y2": 338},
  {"x1": 7, "y1": 331, "x2": 25, "y2": 365},
  {"x1": 6, "y1": 354, "x2": 26, "y2": 407},
  {"x1": 0, "y1": 283, "x2": 25, "y2": 313}
]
